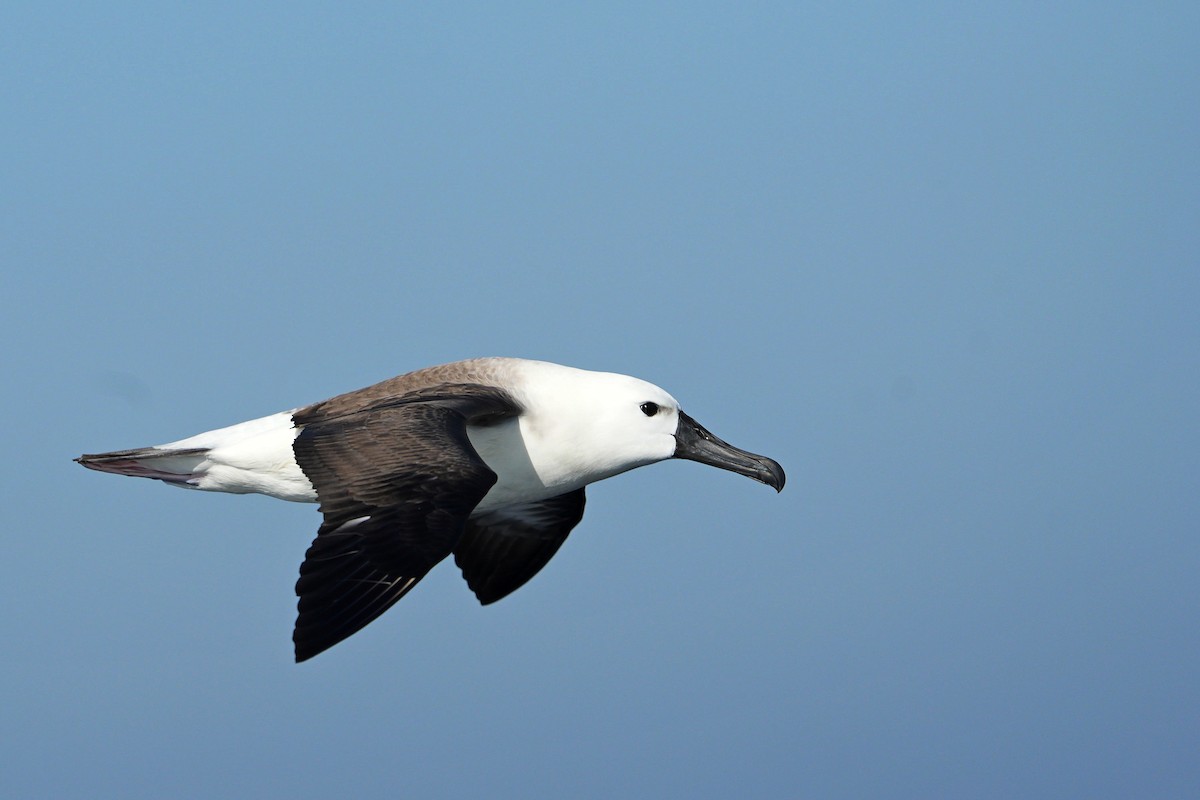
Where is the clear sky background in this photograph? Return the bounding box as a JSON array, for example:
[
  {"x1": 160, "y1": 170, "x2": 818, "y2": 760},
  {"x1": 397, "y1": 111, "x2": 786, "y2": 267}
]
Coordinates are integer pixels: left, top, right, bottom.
[{"x1": 3, "y1": 3, "x2": 1197, "y2": 798}]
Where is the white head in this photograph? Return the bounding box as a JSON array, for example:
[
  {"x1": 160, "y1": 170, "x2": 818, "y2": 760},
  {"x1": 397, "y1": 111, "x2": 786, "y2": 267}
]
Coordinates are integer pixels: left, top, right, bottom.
[
  {"x1": 515, "y1": 364, "x2": 679, "y2": 487},
  {"x1": 513, "y1": 361, "x2": 785, "y2": 494}
]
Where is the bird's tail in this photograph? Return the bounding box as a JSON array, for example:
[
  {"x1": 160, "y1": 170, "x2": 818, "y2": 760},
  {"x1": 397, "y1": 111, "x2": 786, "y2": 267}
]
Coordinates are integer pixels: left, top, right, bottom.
[
  {"x1": 75, "y1": 446, "x2": 211, "y2": 487},
  {"x1": 76, "y1": 410, "x2": 311, "y2": 500}
]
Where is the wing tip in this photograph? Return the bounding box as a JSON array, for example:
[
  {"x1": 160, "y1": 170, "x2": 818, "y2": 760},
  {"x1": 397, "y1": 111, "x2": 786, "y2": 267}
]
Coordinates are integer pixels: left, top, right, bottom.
[
  {"x1": 292, "y1": 624, "x2": 353, "y2": 663},
  {"x1": 293, "y1": 641, "x2": 322, "y2": 663}
]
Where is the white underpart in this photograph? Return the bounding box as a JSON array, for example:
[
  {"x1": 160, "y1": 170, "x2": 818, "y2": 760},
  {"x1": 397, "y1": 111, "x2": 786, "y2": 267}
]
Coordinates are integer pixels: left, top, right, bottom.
[
  {"x1": 159, "y1": 411, "x2": 317, "y2": 502},
  {"x1": 467, "y1": 417, "x2": 552, "y2": 511}
]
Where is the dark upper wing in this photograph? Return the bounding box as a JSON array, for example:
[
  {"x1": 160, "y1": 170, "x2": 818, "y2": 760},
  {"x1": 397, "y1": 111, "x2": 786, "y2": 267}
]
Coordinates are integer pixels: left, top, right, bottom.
[
  {"x1": 290, "y1": 384, "x2": 518, "y2": 662},
  {"x1": 453, "y1": 489, "x2": 586, "y2": 605}
]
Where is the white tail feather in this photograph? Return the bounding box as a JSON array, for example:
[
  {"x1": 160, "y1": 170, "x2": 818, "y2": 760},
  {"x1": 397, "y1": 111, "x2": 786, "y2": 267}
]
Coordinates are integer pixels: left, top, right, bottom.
[{"x1": 77, "y1": 411, "x2": 317, "y2": 502}]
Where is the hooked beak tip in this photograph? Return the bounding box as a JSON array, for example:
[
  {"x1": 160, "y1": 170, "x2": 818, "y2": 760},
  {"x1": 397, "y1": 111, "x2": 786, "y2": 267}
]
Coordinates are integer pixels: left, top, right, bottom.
[
  {"x1": 674, "y1": 411, "x2": 786, "y2": 493},
  {"x1": 762, "y1": 458, "x2": 786, "y2": 492}
]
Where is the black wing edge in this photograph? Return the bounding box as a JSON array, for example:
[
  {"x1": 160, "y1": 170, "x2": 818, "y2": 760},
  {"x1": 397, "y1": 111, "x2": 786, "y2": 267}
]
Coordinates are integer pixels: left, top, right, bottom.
[
  {"x1": 454, "y1": 489, "x2": 586, "y2": 605},
  {"x1": 292, "y1": 525, "x2": 427, "y2": 662}
]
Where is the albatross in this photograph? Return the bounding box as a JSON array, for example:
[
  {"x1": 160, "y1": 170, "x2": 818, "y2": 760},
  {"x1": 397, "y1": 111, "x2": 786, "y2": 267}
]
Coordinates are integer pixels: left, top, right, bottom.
[{"x1": 76, "y1": 357, "x2": 785, "y2": 661}]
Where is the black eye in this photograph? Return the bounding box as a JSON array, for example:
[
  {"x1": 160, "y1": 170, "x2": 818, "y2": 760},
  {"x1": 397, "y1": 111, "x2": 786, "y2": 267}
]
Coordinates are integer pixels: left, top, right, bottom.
[{"x1": 640, "y1": 402, "x2": 660, "y2": 417}]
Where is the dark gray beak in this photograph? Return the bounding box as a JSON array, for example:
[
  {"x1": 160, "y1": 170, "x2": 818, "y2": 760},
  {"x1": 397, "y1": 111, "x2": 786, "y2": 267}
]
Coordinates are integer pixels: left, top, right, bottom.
[{"x1": 673, "y1": 411, "x2": 786, "y2": 492}]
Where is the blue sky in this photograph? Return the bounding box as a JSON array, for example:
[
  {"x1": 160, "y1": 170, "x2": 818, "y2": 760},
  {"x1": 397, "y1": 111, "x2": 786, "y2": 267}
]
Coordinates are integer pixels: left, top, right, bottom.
[{"x1": 3, "y1": 3, "x2": 1198, "y2": 798}]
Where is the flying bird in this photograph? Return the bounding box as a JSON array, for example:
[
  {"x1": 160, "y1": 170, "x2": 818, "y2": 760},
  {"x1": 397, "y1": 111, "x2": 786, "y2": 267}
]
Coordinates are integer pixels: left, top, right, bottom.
[{"x1": 77, "y1": 358, "x2": 785, "y2": 661}]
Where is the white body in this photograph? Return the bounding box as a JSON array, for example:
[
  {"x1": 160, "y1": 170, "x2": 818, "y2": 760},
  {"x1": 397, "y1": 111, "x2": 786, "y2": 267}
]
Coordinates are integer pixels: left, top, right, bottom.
[{"x1": 151, "y1": 360, "x2": 682, "y2": 512}]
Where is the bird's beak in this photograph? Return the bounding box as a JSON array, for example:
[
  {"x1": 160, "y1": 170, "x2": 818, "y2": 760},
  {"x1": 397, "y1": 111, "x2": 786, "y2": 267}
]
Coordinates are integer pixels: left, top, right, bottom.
[{"x1": 673, "y1": 411, "x2": 785, "y2": 492}]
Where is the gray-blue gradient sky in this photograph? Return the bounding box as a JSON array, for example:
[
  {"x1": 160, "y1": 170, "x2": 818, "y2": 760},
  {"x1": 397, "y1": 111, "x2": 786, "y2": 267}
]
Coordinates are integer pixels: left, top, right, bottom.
[{"x1": 3, "y1": 3, "x2": 1197, "y2": 798}]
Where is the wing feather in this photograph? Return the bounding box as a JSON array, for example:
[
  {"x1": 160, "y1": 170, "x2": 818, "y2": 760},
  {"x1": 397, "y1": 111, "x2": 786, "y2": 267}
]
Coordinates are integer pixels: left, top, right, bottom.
[
  {"x1": 290, "y1": 384, "x2": 518, "y2": 662},
  {"x1": 454, "y1": 489, "x2": 586, "y2": 605}
]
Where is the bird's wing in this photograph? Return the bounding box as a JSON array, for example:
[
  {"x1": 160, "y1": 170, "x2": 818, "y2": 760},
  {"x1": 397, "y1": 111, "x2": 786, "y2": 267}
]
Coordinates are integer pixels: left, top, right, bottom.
[
  {"x1": 453, "y1": 489, "x2": 586, "y2": 605},
  {"x1": 290, "y1": 384, "x2": 518, "y2": 662}
]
